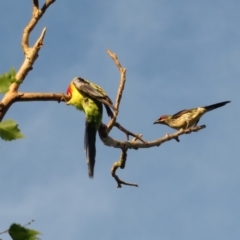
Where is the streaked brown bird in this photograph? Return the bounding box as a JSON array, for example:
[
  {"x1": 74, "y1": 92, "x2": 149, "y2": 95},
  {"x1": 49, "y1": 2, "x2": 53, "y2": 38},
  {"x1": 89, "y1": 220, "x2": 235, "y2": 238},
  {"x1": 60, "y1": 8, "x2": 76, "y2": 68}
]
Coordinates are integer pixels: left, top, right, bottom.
[{"x1": 154, "y1": 101, "x2": 230, "y2": 130}]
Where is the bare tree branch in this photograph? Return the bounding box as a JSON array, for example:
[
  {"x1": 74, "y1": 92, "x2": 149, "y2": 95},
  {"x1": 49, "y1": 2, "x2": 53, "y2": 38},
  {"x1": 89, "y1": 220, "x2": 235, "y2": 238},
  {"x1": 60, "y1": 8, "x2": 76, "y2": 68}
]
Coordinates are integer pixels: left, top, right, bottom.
[
  {"x1": 97, "y1": 60, "x2": 206, "y2": 188},
  {"x1": 0, "y1": 0, "x2": 55, "y2": 121},
  {"x1": 22, "y1": 0, "x2": 55, "y2": 55},
  {"x1": 106, "y1": 125, "x2": 205, "y2": 187},
  {"x1": 99, "y1": 124, "x2": 206, "y2": 150},
  {"x1": 16, "y1": 92, "x2": 70, "y2": 103},
  {"x1": 0, "y1": 92, "x2": 68, "y2": 121},
  {"x1": 111, "y1": 150, "x2": 138, "y2": 188}
]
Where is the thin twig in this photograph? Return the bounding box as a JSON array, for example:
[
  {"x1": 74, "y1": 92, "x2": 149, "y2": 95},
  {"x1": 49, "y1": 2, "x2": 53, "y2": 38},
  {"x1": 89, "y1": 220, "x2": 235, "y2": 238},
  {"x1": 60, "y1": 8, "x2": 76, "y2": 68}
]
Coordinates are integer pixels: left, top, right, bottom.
[
  {"x1": 131, "y1": 134, "x2": 143, "y2": 143},
  {"x1": 114, "y1": 122, "x2": 147, "y2": 143},
  {"x1": 106, "y1": 50, "x2": 126, "y2": 133},
  {"x1": 33, "y1": 0, "x2": 39, "y2": 9},
  {"x1": 42, "y1": 0, "x2": 56, "y2": 13},
  {"x1": 0, "y1": 228, "x2": 8, "y2": 235},
  {"x1": 0, "y1": 220, "x2": 34, "y2": 235},
  {"x1": 23, "y1": 220, "x2": 35, "y2": 227}
]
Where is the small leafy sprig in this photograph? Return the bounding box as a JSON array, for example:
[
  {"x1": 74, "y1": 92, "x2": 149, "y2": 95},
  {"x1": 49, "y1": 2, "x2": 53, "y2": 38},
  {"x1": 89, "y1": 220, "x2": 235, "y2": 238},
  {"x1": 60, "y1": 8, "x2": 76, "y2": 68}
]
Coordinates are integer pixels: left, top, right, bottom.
[
  {"x1": 8, "y1": 224, "x2": 41, "y2": 240},
  {"x1": 0, "y1": 68, "x2": 18, "y2": 94}
]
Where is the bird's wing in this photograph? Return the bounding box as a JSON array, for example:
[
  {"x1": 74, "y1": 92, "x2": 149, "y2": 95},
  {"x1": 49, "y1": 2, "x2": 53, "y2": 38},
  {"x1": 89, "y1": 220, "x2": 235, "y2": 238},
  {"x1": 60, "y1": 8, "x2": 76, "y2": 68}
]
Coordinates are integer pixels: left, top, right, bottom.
[
  {"x1": 73, "y1": 77, "x2": 105, "y2": 98},
  {"x1": 172, "y1": 108, "x2": 194, "y2": 119},
  {"x1": 72, "y1": 77, "x2": 116, "y2": 113}
]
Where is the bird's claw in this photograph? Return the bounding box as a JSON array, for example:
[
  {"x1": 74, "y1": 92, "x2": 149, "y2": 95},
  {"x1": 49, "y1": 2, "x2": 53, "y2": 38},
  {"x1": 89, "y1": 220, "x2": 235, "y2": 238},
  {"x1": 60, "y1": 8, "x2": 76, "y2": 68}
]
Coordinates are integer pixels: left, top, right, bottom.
[{"x1": 61, "y1": 94, "x2": 70, "y2": 104}]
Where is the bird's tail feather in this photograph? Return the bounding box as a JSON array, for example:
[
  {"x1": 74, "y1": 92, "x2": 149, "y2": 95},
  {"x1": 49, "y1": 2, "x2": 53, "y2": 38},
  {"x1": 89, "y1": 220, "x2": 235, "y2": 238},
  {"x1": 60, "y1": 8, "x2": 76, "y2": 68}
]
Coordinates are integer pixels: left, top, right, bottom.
[
  {"x1": 205, "y1": 101, "x2": 231, "y2": 112},
  {"x1": 84, "y1": 121, "x2": 97, "y2": 178},
  {"x1": 101, "y1": 98, "x2": 117, "y2": 112},
  {"x1": 104, "y1": 105, "x2": 114, "y2": 118}
]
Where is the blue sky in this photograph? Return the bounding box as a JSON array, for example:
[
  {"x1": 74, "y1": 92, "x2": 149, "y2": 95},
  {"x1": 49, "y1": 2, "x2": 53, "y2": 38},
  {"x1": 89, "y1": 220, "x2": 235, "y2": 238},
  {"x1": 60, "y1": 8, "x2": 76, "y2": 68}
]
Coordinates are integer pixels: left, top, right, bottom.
[{"x1": 0, "y1": 1, "x2": 239, "y2": 239}]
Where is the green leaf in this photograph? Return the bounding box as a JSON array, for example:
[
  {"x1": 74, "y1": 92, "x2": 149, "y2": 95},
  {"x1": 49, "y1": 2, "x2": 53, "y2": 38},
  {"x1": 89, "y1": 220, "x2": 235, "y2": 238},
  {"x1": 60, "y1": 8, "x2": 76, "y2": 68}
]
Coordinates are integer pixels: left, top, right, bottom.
[
  {"x1": 0, "y1": 68, "x2": 17, "y2": 93},
  {"x1": 9, "y1": 224, "x2": 41, "y2": 240},
  {"x1": 0, "y1": 119, "x2": 25, "y2": 141}
]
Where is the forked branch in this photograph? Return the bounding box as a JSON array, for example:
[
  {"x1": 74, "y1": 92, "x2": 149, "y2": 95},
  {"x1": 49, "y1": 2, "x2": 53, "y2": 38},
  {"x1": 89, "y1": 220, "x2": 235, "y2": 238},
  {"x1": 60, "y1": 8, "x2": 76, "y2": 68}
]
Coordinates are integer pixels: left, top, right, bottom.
[
  {"x1": 111, "y1": 150, "x2": 138, "y2": 188},
  {"x1": 0, "y1": 0, "x2": 56, "y2": 121},
  {"x1": 100, "y1": 121, "x2": 205, "y2": 187}
]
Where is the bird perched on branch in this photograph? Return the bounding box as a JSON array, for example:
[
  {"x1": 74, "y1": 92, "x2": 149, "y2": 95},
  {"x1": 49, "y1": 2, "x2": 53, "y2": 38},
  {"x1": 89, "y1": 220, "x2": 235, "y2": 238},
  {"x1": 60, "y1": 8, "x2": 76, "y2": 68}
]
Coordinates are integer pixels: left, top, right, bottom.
[
  {"x1": 66, "y1": 77, "x2": 116, "y2": 178},
  {"x1": 153, "y1": 101, "x2": 230, "y2": 130}
]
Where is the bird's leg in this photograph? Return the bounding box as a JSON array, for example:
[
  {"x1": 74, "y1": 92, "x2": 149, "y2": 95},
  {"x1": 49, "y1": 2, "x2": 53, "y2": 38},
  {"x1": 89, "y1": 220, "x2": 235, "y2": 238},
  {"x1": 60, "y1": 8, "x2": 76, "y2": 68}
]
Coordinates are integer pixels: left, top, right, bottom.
[
  {"x1": 189, "y1": 120, "x2": 200, "y2": 132},
  {"x1": 193, "y1": 119, "x2": 199, "y2": 128},
  {"x1": 184, "y1": 120, "x2": 192, "y2": 134}
]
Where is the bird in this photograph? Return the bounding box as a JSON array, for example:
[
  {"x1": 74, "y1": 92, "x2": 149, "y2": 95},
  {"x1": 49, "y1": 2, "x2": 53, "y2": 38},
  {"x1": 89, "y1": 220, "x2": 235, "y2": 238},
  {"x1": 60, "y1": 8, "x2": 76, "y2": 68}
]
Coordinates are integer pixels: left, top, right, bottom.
[
  {"x1": 153, "y1": 101, "x2": 230, "y2": 130},
  {"x1": 66, "y1": 77, "x2": 116, "y2": 177}
]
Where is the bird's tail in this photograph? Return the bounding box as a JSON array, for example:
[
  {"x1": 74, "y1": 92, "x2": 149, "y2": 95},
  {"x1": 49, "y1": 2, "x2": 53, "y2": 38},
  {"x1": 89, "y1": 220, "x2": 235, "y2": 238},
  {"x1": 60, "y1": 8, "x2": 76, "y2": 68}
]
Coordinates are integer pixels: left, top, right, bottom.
[
  {"x1": 84, "y1": 120, "x2": 97, "y2": 178},
  {"x1": 205, "y1": 101, "x2": 231, "y2": 112}
]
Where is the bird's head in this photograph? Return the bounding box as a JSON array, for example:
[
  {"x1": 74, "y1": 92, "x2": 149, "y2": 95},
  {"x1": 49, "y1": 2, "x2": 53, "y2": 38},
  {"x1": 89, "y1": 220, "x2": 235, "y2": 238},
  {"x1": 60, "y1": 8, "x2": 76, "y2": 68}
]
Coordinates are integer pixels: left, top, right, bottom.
[
  {"x1": 153, "y1": 115, "x2": 169, "y2": 125},
  {"x1": 67, "y1": 77, "x2": 84, "y2": 97},
  {"x1": 72, "y1": 77, "x2": 87, "y2": 90}
]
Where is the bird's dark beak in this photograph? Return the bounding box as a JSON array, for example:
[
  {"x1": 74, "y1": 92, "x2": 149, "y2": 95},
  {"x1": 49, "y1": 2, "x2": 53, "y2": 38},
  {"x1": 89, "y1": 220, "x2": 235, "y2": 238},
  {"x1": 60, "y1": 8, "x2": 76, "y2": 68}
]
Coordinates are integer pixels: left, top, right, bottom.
[{"x1": 153, "y1": 119, "x2": 161, "y2": 124}]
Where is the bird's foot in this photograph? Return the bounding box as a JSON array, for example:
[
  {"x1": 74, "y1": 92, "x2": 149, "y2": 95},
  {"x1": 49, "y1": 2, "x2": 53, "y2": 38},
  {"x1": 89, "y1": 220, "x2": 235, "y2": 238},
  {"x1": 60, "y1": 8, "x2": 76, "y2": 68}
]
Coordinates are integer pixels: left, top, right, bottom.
[
  {"x1": 191, "y1": 126, "x2": 198, "y2": 131},
  {"x1": 179, "y1": 128, "x2": 185, "y2": 133},
  {"x1": 61, "y1": 94, "x2": 70, "y2": 104}
]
